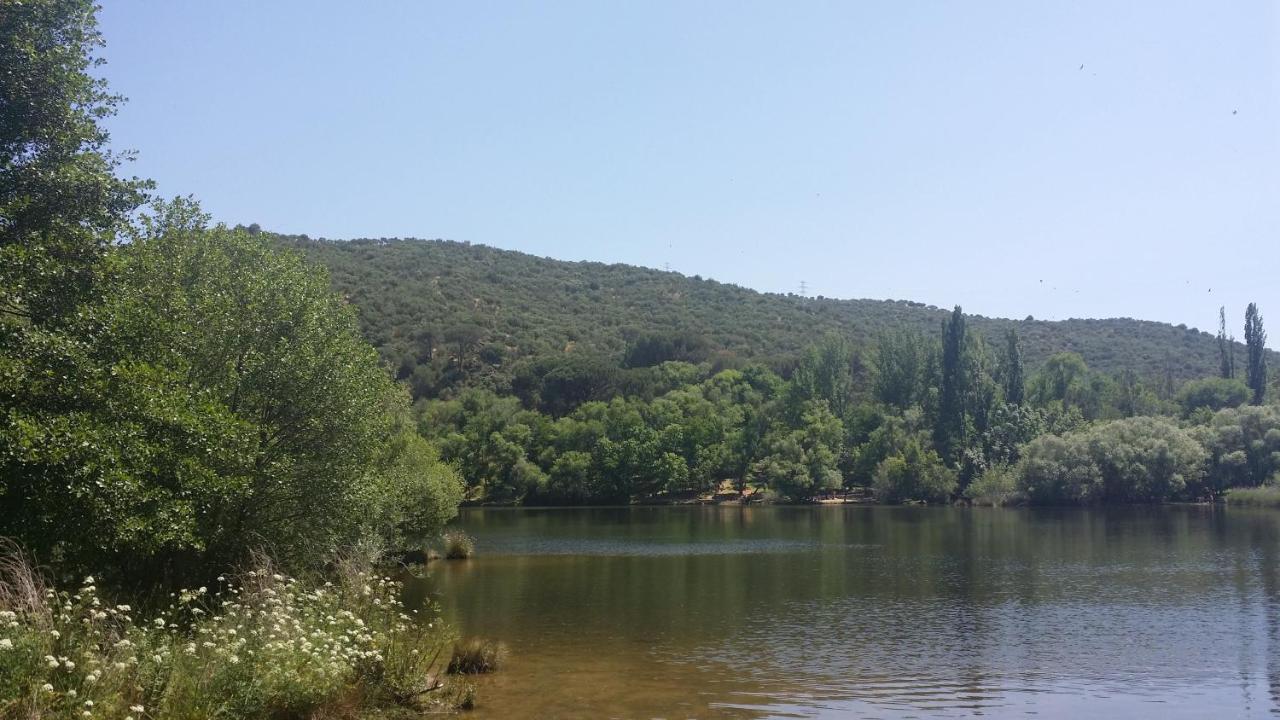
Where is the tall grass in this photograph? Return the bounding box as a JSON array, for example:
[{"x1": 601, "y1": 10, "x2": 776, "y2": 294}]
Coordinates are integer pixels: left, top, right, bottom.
[
  {"x1": 441, "y1": 530, "x2": 475, "y2": 560},
  {"x1": 1225, "y1": 485, "x2": 1280, "y2": 507},
  {"x1": 0, "y1": 545, "x2": 471, "y2": 718}
]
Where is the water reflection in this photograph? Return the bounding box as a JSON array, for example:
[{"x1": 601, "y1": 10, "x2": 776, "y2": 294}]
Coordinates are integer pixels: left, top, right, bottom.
[{"x1": 408, "y1": 506, "x2": 1280, "y2": 719}]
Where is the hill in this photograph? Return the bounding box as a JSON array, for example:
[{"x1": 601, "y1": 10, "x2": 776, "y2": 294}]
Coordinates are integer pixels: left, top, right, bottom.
[{"x1": 274, "y1": 235, "x2": 1249, "y2": 399}]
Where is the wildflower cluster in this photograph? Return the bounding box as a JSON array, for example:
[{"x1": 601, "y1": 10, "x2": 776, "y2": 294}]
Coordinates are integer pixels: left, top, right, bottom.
[{"x1": 0, "y1": 561, "x2": 465, "y2": 719}]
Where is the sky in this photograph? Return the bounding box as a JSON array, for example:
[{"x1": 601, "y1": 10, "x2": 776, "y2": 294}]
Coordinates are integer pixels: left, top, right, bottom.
[{"x1": 98, "y1": 1, "x2": 1279, "y2": 342}]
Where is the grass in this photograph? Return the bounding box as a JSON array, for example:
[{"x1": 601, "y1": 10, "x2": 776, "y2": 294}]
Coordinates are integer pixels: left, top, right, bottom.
[
  {"x1": 441, "y1": 530, "x2": 475, "y2": 560},
  {"x1": 1225, "y1": 485, "x2": 1280, "y2": 507},
  {"x1": 0, "y1": 544, "x2": 475, "y2": 719},
  {"x1": 446, "y1": 638, "x2": 505, "y2": 675}
]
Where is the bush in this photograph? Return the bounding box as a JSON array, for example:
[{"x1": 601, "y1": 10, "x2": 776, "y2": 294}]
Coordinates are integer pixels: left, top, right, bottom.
[
  {"x1": 442, "y1": 530, "x2": 475, "y2": 560},
  {"x1": 447, "y1": 638, "x2": 506, "y2": 674},
  {"x1": 1017, "y1": 434, "x2": 1102, "y2": 504},
  {"x1": 1017, "y1": 417, "x2": 1207, "y2": 504},
  {"x1": 0, "y1": 546, "x2": 471, "y2": 718},
  {"x1": 964, "y1": 464, "x2": 1023, "y2": 506},
  {"x1": 872, "y1": 439, "x2": 957, "y2": 504},
  {"x1": 1178, "y1": 377, "x2": 1250, "y2": 417},
  {"x1": 0, "y1": 214, "x2": 464, "y2": 582}
]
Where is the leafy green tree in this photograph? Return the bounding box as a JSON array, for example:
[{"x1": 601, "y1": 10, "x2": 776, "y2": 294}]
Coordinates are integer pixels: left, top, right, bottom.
[
  {"x1": 1017, "y1": 434, "x2": 1102, "y2": 505},
  {"x1": 788, "y1": 334, "x2": 858, "y2": 419},
  {"x1": 1084, "y1": 416, "x2": 1206, "y2": 503},
  {"x1": 1245, "y1": 303, "x2": 1267, "y2": 405},
  {"x1": 2, "y1": 208, "x2": 463, "y2": 578},
  {"x1": 1, "y1": 0, "x2": 150, "y2": 325},
  {"x1": 1190, "y1": 405, "x2": 1280, "y2": 493},
  {"x1": 871, "y1": 438, "x2": 956, "y2": 504},
  {"x1": 1177, "y1": 377, "x2": 1249, "y2": 417},
  {"x1": 873, "y1": 330, "x2": 925, "y2": 410},
  {"x1": 750, "y1": 401, "x2": 843, "y2": 500}
]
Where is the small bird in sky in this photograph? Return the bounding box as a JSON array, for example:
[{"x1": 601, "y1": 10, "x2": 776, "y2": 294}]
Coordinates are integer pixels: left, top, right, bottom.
[
  {"x1": 1233, "y1": 110, "x2": 1238, "y2": 115},
  {"x1": 1079, "y1": 64, "x2": 1084, "y2": 70}
]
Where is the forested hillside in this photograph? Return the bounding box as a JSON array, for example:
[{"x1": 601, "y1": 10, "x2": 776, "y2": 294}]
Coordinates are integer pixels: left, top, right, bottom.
[{"x1": 277, "y1": 235, "x2": 1251, "y2": 399}]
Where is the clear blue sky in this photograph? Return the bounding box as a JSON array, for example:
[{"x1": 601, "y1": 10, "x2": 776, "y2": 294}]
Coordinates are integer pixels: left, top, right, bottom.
[{"x1": 99, "y1": 1, "x2": 1278, "y2": 341}]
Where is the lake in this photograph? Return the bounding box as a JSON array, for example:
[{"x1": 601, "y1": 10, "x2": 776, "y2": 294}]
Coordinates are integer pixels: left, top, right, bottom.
[{"x1": 409, "y1": 505, "x2": 1280, "y2": 719}]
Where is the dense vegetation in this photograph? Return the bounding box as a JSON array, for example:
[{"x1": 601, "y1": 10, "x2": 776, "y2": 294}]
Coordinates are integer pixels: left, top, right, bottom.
[
  {"x1": 411, "y1": 316, "x2": 1278, "y2": 505},
  {"x1": 276, "y1": 236, "x2": 1276, "y2": 401},
  {"x1": 1, "y1": 2, "x2": 467, "y2": 716}
]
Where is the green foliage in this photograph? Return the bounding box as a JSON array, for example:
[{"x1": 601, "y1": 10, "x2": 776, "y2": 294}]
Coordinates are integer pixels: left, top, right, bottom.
[
  {"x1": 0, "y1": 0, "x2": 151, "y2": 325},
  {"x1": 277, "y1": 237, "x2": 1266, "y2": 402},
  {"x1": 1017, "y1": 417, "x2": 1206, "y2": 504},
  {"x1": 1225, "y1": 484, "x2": 1280, "y2": 507},
  {"x1": 872, "y1": 438, "x2": 957, "y2": 504},
  {"x1": 1218, "y1": 306, "x2": 1236, "y2": 379},
  {"x1": 963, "y1": 463, "x2": 1022, "y2": 506},
  {"x1": 935, "y1": 306, "x2": 968, "y2": 464},
  {"x1": 1, "y1": 211, "x2": 462, "y2": 579},
  {"x1": 750, "y1": 401, "x2": 844, "y2": 501},
  {"x1": 1017, "y1": 434, "x2": 1103, "y2": 505},
  {"x1": 1245, "y1": 303, "x2": 1267, "y2": 405},
  {"x1": 1177, "y1": 377, "x2": 1249, "y2": 417},
  {"x1": 1190, "y1": 405, "x2": 1280, "y2": 495},
  {"x1": 1000, "y1": 329, "x2": 1025, "y2": 406}
]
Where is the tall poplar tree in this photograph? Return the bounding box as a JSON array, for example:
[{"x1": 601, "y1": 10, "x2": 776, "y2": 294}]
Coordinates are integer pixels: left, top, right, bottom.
[
  {"x1": 1245, "y1": 303, "x2": 1267, "y2": 405},
  {"x1": 1218, "y1": 306, "x2": 1236, "y2": 379},
  {"x1": 1001, "y1": 328, "x2": 1025, "y2": 406},
  {"x1": 935, "y1": 306, "x2": 967, "y2": 465}
]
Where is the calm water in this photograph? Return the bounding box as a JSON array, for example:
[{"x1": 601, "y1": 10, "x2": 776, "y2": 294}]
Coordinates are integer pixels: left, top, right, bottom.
[{"x1": 409, "y1": 506, "x2": 1280, "y2": 719}]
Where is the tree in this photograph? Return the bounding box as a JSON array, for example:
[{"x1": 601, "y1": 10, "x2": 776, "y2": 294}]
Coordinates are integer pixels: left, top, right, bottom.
[
  {"x1": 750, "y1": 400, "x2": 843, "y2": 500},
  {"x1": 1217, "y1": 306, "x2": 1236, "y2": 379},
  {"x1": 1, "y1": 0, "x2": 150, "y2": 325},
  {"x1": 789, "y1": 334, "x2": 858, "y2": 419},
  {"x1": 934, "y1": 306, "x2": 967, "y2": 464},
  {"x1": 2, "y1": 208, "x2": 463, "y2": 578},
  {"x1": 873, "y1": 330, "x2": 924, "y2": 410},
  {"x1": 1000, "y1": 328, "x2": 1025, "y2": 406},
  {"x1": 1177, "y1": 377, "x2": 1249, "y2": 417},
  {"x1": 1245, "y1": 303, "x2": 1267, "y2": 405},
  {"x1": 871, "y1": 438, "x2": 956, "y2": 504}
]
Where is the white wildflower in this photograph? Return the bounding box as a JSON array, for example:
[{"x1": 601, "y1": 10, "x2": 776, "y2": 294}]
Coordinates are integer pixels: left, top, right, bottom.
[{"x1": 0, "y1": 638, "x2": 12, "y2": 650}]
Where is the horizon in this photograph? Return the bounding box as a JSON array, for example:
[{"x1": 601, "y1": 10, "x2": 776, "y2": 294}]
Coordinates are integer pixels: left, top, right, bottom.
[{"x1": 98, "y1": 1, "x2": 1278, "y2": 344}]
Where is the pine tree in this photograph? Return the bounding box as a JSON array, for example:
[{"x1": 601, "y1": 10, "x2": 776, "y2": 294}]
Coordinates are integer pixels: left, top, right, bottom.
[
  {"x1": 1217, "y1": 306, "x2": 1236, "y2": 379},
  {"x1": 1245, "y1": 303, "x2": 1267, "y2": 405},
  {"x1": 1001, "y1": 328, "x2": 1025, "y2": 406},
  {"x1": 935, "y1": 306, "x2": 967, "y2": 465}
]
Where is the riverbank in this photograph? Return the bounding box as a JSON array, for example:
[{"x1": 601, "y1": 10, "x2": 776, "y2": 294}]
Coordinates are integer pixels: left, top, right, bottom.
[{"x1": 0, "y1": 549, "x2": 473, "y2": 719}]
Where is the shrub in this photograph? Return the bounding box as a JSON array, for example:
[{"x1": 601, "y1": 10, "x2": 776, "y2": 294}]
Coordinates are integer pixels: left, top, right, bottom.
[
  {"x1": 1017, "y1": 417, "x2": 1207, "y2": 504},
  {"x1": 1017, "y1": 434, "x2": 1102, "y2": 504},
  {"x1": 442, "y1": 530, "x2": 475, "y2": 560},
  {"x1": 447, "y1": 638, "x2": 506, "y2": 674},
  {"x1": 964, "y1": 464, "x2": 1023, "y2": 506},
  {"x1": 1178, "y1": 377, "x2": 1250, "y2": 417},
  {"x1": 872, "y1": 439, "x2": 957, "y2": 504}
]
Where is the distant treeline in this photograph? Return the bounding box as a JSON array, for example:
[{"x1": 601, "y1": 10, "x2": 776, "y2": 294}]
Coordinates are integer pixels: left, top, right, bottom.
[{"x1": 413, "y1": 306, "x2": 1276, "y2": 505}]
